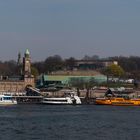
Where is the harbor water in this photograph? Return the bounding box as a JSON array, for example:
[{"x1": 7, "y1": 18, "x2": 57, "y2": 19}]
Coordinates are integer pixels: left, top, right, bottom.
[{"x1": 0, "y1": 105, "x2": 140, "y2": 140}]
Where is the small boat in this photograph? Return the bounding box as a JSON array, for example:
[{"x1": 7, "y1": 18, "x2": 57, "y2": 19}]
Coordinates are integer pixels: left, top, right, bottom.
[
  {"x1": 95, "y1": 97, "x2": 140, "y2": 106},
  {"x1": 42, "y1": 92, "x2": 82, "y2": 105},
  {"x1": 0, "y1": 95, "x2": 17, "y2": 105}
]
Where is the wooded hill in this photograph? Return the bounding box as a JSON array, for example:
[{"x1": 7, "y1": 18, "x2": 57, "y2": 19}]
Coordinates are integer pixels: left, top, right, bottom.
[{"x1": 1, "y1": 55, "x2": 140, "y2": 79}]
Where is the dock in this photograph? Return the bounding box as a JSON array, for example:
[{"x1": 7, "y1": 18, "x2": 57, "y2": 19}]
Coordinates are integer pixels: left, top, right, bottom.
[{"x1": 13, "y1": 96, "x2": 43, "y2": 104}]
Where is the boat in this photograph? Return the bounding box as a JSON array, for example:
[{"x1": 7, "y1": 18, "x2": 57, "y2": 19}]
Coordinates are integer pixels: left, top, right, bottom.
[
  {"x1": 95, "y1": 88, "x2": 140, "y2": 106},
  {"x1": 95, "y1": 97, "x2": 140, "y2": 106},
  {"x1": 42, "y1": 92, "x2": 82, "y2": 105},
  {"x1": 0, "y1": 95, "x2": 17, "y2": 105}
]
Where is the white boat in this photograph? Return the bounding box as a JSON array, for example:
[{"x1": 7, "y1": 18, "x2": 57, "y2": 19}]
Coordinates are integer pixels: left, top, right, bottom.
[
  {"x1": 0, "y1": 95, "x2": 17, "y2": 105},
  {"x1": 42, "y1": 92, "x2": 82, "y2": 105}
]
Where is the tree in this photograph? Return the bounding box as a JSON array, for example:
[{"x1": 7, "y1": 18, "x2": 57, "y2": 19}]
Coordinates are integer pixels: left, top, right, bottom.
[
  {"x1": 44, "y1": 55, "x2": 64, "y2": 73},
  {"x1": 69, "y1": 77, "x2": 96, "y2": 98},
  {"x1": 32, "y1": 61, "x2": 45, "y2": 74},
  {"x1": 82, "y1": 55, "x2": 99, "y2": 60},
  {"x1": 84, "y1": 77, "x2": 96, "y2": 98},
  {"x1": 65, "y1": 57, "x2": 76, "y2": 70},
  {"x1": 91, "y1": 55, "x2": 99, "y2": 60},
  {"x1": 69, "y1": 78, "x2": 84, "y2": 96},
  {"x1": 102, "y1": 64, "x2": 124, "y2": 85},
  {"x1": 31, "y1": 66, "x2": 39, "y2": 79},
  {"x1": 110, "y1": 64, "x2": 124, "y2": 77},
  {"x1": 82, "y1": 55, "x2": 91, "y2": 60},
  {"x1": 0, "y1": 60, "x2": 18, "y2": 76}
]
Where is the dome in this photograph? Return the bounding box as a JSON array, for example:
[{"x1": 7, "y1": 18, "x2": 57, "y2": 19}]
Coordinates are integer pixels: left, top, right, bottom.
[{"x1": 25, "y1": 49, "x2": 30, "y2": 55}]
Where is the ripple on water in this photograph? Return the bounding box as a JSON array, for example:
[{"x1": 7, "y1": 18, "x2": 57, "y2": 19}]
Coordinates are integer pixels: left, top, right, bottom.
[{"x1": 0, "y1": 105, "x2": 140, "y2": 140}]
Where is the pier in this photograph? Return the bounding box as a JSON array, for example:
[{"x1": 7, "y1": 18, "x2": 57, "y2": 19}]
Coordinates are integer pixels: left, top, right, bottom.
[{"x1": 13, "y1": 96, "x2": 43, "y2": 104}]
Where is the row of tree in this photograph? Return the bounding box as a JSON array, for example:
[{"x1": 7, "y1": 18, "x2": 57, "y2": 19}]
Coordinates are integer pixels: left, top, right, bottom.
[
  {"x1": 1, "y1": 55, "x2": 140, "y2": 79},
  {"x1": 108, "y1": 56, "x2": 140, "y2": 79},
  {"x1": 0, "y1": 60, "x2": 18, "y2": 76},
  {"x1": 33, "y1": 55, "x2": 140, "y2": 80},
  {"x1": 0, "y1": 55, "x2": 76, "y2": 76},
  {"x1": 69, "y1": 77, "x2": 96, "y2": 98},
  {"x1": 32, "y1": 55, "x2": 76, "y2": 74}
]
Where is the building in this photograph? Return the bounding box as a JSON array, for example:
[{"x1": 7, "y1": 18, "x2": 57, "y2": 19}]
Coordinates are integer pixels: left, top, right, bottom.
[
  {"x1": 36, "y1": 74, "x2": 107, "y2": 89},
  {"x1": 75, "y1": 60, "x2": 118, "y2": 70},
  {"x1": 0, "y1": 49, "x2": 34, "y2": 93}
]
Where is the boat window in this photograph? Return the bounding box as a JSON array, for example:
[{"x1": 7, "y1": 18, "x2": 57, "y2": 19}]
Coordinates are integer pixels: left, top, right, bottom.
[
  {"x1": 3, "y1": 97, "x2": 12, "y2": 100},
  {"x1": 115, "y1": 99, "x2": 123, "y2": 101}
]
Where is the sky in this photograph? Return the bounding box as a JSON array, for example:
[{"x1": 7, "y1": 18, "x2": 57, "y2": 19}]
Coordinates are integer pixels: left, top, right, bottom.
[{"x1": 0, "y1": 0, "x2": 140, "y2": 61}]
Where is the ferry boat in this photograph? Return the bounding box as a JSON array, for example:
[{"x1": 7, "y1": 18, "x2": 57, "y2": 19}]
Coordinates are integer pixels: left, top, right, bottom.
[
  {"x1": 95, "y1": 97, "x2": 140, "y2": 106},
  {"x1": 42, "y1": 92, "x2": 82, "y2": 105},
  {"x1": 0, "y1": 95, "x2": 17, "y2": 105},
  {"x1": 95, "y1": 88, "x2": 140, "y2": 106}
]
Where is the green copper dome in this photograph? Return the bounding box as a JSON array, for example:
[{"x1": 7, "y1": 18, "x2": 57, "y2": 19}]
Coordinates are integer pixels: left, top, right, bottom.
[{"x1": 25, "y1": 49, "x2": 30, "y2": 55}]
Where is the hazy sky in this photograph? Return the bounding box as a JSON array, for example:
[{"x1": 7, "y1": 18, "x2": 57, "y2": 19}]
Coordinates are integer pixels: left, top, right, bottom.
[{"x1": 0, "y1": 0, "x2": 140, "y2": 61}]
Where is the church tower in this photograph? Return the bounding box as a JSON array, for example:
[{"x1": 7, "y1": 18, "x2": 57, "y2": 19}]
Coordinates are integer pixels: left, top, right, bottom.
[
  {"x1": 17, "y1": 52, "x2": 22, "y2": 66},
  {"x1": 17, "y1": 52, "x2": 22, "y2": 75},
  {"x1": 23, "y1": 49, "x2": 35, "y2": 87},
  {"x1": 23, "y1": 49, "x2": 31, "y2": 76}
]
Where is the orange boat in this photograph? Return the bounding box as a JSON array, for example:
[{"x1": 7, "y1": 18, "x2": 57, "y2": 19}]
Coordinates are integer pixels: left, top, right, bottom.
[{"x1": 95, "y1": 97, "x2": 140, "y2": 106}]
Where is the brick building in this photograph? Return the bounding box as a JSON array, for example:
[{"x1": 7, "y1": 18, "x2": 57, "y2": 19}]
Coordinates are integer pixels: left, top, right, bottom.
[{"x1": 0, "y1": 49, "x2": 34, "y2": 93}]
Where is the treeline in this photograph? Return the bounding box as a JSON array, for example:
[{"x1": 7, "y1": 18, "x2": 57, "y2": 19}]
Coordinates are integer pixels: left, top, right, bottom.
[
  {"x1": 33, "y1": 55, "x2": 140, "y2": 76},
  {"x1": 0, "y1": 60, "x2": 19, "y2": 76},
  {"x1": 1, "y1": 55, "x2": 140, "y2": 79},
  {"x1": 32, "y1": 55, "x2": 76, "y2": 74},
  {"x1": 0, "y1": 55, "x2": 77, "y2": 76},
  {"x1": 109, "y1": 56, "x2": 140, "y2": 79}
]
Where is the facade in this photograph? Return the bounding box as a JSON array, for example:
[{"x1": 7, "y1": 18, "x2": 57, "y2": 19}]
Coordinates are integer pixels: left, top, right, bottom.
[
  {"x1": 23, "y1": 49, "x2": 31, "y2": 76},
  {"x1": 0, "y1": 49, "x2": 34, "y2": 93},
  {"x1": 75, "y1": 60, "x2": 118, "y2": 70},
  {"x1": 37, "y1": 74, "x2": 107, "y2": 89}
]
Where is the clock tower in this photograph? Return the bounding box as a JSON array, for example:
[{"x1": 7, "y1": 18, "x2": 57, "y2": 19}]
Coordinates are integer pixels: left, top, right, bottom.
[{"x1": 23, "y1": 49, "x2": 31, "y2": 76}]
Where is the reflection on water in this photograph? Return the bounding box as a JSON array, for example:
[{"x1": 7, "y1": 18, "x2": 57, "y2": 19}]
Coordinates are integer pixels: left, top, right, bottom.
[{"x1": 0, "y1": 105, "x2": 140, "y2": 140}]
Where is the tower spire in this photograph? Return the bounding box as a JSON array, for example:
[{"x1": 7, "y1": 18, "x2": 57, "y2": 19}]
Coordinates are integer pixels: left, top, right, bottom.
[
  {"x1": 17, "y1": 52, "x2": 22, "y2": 65},
  {"x1": 25, "y1": 49, "x2": 30, "y2": 58},
  {"x1": 23, "y1": 49, "x2": 31, "y2": 76}
]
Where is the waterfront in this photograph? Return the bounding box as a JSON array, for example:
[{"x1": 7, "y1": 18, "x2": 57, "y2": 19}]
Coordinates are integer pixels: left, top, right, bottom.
[{"x1": 0, "y1": 105, "x2": 140, "y2": 140}]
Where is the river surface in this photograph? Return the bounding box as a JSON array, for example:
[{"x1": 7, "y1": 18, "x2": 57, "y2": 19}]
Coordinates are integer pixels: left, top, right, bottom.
[{"x1": 0, "y1": 104, "x2": 140, "y2": 140}]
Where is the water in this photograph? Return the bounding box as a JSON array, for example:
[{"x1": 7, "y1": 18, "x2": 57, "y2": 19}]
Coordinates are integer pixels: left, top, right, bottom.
[{"x1": 0, "y1": 105, "x2": 140, "y2": 140}]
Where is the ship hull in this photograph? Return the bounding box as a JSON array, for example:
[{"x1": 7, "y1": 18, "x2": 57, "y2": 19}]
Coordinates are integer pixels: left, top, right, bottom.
[{"x1": 95, "y1": 98, "x2": 140, "y2": 106}]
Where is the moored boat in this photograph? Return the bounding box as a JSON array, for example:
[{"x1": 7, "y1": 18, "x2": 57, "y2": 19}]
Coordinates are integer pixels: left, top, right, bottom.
[
  {"x1": 95, "y1": 97, "x2": 140, "y2": 106},
  {"x1": 95, "y1": 88, "x2": 140, "y2": 106},
  {"x1": 0, "y1": 95, "x2": 17, "y2": 105},
  {"x1": 42, "y1": 92, "x2": 82, "y2": 105}
]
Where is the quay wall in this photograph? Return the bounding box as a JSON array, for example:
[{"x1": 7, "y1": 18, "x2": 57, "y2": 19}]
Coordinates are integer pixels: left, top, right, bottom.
[
  {"x1": 0, "y1": 78, "x2": 35, "y2": 93},
  {"x1": 42, "y1": 89, "x2": 140, "y2": 98},
  {"x1": 43, "y1": 89, "x2": 106, "y2": 98}
]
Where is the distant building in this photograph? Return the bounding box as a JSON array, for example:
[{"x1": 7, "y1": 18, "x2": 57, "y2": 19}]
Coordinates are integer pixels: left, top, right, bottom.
[
  {"x1": 103, "y1": 61, "x2": 118, "y2": 67},
  {"x1": 36, "y1": 74, "x2": 107, "y2": 89},
  {"x1": 36, "y1": 60, "x2": 116, "y2": 89},
  {"x1": 75, "y1": 60, "x2": 118, "y2": 70},
  {"x1": 0, "y1": 49, "x2": 34, "y2": 93}
]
